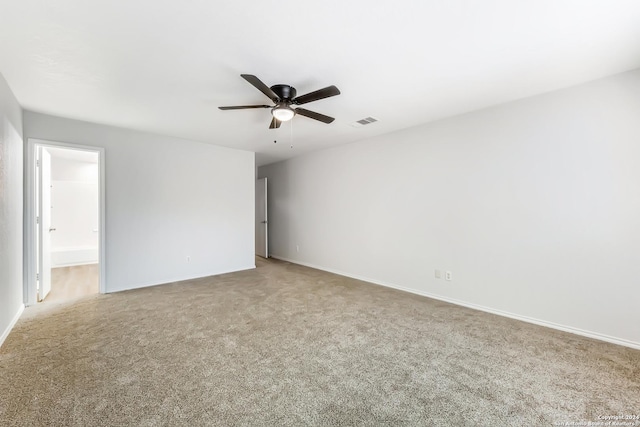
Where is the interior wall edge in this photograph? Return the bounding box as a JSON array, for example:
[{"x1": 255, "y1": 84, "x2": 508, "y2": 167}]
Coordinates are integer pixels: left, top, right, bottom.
[{"x1": 0, "y1": 72, "x2": 24, "y2": 349}]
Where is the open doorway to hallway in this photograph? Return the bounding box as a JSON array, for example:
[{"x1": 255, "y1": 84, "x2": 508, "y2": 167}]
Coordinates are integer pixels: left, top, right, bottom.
[
  {"x1": 27, "y1": 139, "x2": 106, "y2": 306},
  {"x1": 42, "y1": 146, "x2": 99, "y2": 303}
]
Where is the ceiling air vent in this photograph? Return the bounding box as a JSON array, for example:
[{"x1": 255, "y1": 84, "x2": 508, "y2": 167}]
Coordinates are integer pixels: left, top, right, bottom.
[{"x1": 351, "y1": 116, "x2": 379, "y2": 127}]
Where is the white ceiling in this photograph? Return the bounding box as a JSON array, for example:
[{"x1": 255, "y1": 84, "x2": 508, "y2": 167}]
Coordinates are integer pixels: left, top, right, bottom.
[{"x1": 1, "y1": 1, "x2": 640, "y2": 166}]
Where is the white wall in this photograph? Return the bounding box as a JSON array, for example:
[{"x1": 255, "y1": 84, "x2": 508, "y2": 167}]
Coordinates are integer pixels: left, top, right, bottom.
[
  {"x1": 50, "y1": 155, "x2": 99, "y2": 266},
  {"x1": 51, "y1": 181, "x2": 98, "y2": 249},
  {"x1": 24, "y1": 112, "x2": 255, "y2": 293},
  {"x1": 51, "y1": 155, "x2": 99, "y2": 181},
  {"x1": 0, "y1": 73, "x2": 24, "y2": 346},
  {"x1": 259, "y1": 69, "x2": 640, "y2": 348}
]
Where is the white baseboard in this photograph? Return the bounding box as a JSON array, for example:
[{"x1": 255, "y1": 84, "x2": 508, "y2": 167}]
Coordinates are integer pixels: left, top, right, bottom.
[
  {"x1": 0, "y1": 304, "x2": 25, "y2": 348},
  {"x1": 51, "y1": 247, "x2": 98, "y2": 268},
  {"x1": 52, "y1": 260, "x2": 99, "y2": 268},
  {"x1": 271, "y1": 255, "x2": 640, "y2": 350}
]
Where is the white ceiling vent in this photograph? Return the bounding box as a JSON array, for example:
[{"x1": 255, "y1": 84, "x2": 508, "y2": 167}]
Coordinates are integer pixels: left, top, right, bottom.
[{"x1": 351, "y1": 116, "x2": 379, "y2": 127}]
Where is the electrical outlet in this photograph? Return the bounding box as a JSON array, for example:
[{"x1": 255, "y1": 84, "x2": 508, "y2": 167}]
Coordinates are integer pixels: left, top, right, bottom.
[
  {"x1": 445, "y1": 271, "x2": 452, "y2": 281},
  {"x1": 435, "y1": 269, "x2": 442, "y2": 279}
]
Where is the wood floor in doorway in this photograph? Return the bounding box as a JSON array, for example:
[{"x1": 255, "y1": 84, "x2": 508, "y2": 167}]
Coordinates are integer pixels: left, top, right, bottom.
[{"x1": 48, "y1": 264, "x2": 99, "y2": 303}]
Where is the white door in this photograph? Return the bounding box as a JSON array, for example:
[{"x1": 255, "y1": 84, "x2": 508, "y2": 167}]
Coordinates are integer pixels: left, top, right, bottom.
[
  {"x1": 255, "y1": 178, "x2": 268, "y2": 258},
  {"x1": 38, "y1": 147, "x2": 53, "y2": 301}
]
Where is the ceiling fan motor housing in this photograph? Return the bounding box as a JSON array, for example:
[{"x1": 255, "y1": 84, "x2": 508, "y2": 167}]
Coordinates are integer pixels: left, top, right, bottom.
[{"x1": 271, "y1": 84, "x2": 297, "y2": 101}]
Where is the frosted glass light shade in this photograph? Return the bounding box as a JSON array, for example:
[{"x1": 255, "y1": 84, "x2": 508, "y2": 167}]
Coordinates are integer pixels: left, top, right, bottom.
[{"x1": 272, "y1": 105, "x2": 295, "y2": 122}]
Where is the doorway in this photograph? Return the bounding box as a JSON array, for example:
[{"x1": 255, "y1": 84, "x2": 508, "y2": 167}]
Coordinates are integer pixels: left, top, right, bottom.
[{"x1": 26, "y1": 139, "x2": 106, "y2": 306}]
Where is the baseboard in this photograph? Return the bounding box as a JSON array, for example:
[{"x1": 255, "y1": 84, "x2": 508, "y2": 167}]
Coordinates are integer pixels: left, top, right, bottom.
[
  {"x1": 51, "y1": 247, "x2": 98, "y2": 268},
  {"x1": 52, "y1": 261, "x2": 99, "y2": 268},
  {"x1": 270, "y1": 255, "x2": 640, "y2": 350},
  {"x1": 0, "y1": 304, "x2": 25, "y2": 348}
]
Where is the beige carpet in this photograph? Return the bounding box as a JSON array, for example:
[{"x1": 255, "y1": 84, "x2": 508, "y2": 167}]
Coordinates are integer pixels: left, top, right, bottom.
[
  {"x1": 47, "y1": 264, "x2": 99, "y2": 304},
  {"x1": 1, "y1": 258, "x2": 638, "y2": 426}
]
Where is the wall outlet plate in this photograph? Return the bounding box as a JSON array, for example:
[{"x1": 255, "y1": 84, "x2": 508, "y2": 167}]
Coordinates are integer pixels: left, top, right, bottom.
[{"x1": 445, "y1": 271, "x2": 452, "y2": 281}]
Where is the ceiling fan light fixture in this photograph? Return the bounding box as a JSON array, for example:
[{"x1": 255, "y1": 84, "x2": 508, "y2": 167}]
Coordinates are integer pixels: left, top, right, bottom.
[
  {"x1": 219, "y1": 74, "x2": 339, "y2": 128},
  {"x1": 272, "y1": 104, "x2": 295, "y2": 122}
]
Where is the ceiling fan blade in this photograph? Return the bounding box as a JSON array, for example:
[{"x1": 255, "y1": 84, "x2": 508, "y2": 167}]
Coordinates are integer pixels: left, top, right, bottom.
[
  {"x1": 294, "y1": 108, "x2": 335, "y2": 124},
  {"x1": 293, "y1": 85, "x2": 340, "y2": 105},
  {"x1": 218, "y1": 105, "x2": 271, "y2": 110},
  {"x1": 241, "y1": 74, "x2": 279, "y2": 102},
  {"x1": 269, "y1": 117, "x2": 282, "y2": 129}
]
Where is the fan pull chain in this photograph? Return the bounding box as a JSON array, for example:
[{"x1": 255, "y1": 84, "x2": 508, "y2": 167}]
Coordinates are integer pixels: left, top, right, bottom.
[{"x1": 290, "y1": 118, "x2": 294, "y2": 149}]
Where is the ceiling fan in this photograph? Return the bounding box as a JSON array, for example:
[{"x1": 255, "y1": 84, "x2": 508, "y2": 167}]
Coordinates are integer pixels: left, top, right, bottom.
[{"x1": 219, "y1": 74, "x2": 340, "y2": 129}]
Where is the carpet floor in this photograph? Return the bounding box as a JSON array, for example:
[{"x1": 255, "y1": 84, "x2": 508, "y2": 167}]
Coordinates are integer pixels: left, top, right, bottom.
[
  {"x1": 48, "y1": 264, "x2": 99, "y2": 304},
  {"x1": 1, "y1": 258, "x2": 639, "y2": 426}
]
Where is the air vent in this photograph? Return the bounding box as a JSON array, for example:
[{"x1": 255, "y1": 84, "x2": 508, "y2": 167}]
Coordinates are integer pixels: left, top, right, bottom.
[{"x1": 351, "y1": 116, "x2": 379, "y2": 127}]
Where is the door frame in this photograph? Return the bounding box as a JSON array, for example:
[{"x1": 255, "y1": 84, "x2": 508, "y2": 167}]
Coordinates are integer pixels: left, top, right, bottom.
[
  {"x1": 37, "y1": 146, "x2": 53, "y2": 301},
  {"x1": 255, "y1": 177, "x2": 268, "y2": 258},
  {"x1": 25, "y1": 138, "x2": 106, "y2": 305}
]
